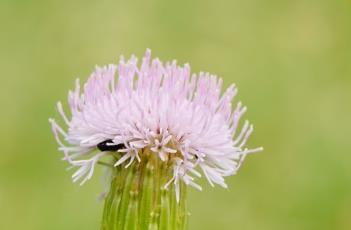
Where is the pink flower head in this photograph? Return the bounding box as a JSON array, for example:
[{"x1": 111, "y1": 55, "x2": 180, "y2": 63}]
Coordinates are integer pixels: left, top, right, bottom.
[{"x1": 49, "y1": 49, "x2": 262, "y2": 201}]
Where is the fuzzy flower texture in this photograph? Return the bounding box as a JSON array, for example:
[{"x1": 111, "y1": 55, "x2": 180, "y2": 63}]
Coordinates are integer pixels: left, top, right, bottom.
[{"x1": 49, "y1": 49, "x2": 262, "y2": 201}]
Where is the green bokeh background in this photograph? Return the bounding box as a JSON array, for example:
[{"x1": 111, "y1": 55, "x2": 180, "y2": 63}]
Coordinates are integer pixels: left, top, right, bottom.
[{"x1": 1, "y1": 0, "x2": 350, "y2": 229}]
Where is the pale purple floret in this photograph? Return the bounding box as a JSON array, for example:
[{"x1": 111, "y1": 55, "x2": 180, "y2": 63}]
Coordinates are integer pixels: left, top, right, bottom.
[{"x1": 49, "y1": 49, "x2": 262, "y2": 201}]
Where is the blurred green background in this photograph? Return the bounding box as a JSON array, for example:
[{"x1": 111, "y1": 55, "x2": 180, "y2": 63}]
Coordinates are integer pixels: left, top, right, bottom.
[{"x1": 1, "y1": 0, "x2": 350, "y2": 229}]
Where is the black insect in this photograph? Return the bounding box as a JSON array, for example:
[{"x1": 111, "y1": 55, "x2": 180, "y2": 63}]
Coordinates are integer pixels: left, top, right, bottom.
[{"x1": 97, "y1": 139, "x2": 124, "y2": 152}]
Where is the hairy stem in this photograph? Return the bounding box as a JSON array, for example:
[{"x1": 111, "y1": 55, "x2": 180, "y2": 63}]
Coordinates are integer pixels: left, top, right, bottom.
[{"x1": 101, "y1": 150, "x2": 187, "y2": 230}]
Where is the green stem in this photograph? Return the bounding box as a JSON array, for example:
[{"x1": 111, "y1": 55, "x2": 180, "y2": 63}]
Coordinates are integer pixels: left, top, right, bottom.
[{"x1": 101, "y1": 151, "x2": 188, "y2": 230}]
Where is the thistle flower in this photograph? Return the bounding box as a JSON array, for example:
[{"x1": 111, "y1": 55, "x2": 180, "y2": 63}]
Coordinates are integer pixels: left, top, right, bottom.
[{"x1": 49, "y1": 49, "x2": 262, "y2": 230}]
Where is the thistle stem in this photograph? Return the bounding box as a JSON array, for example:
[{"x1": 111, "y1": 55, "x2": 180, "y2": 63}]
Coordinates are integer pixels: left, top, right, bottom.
[{"x1": 101, "y1": 151, "x2": 187, "y2": 230}]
